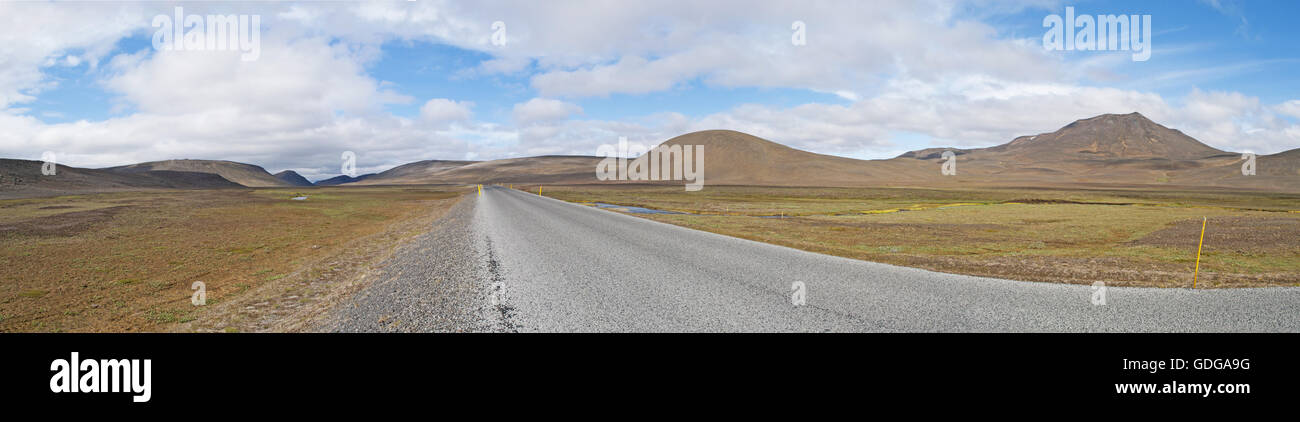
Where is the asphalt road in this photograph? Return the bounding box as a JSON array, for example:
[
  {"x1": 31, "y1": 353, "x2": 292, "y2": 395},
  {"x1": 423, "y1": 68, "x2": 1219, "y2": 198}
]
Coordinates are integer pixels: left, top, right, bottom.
[{"x1": 474, "y1": 186, "x2": 1299, "y2": 332}]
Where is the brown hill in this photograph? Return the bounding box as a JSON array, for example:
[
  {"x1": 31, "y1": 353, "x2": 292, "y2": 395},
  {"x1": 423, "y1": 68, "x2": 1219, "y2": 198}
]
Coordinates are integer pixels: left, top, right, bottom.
[
  {"x1": 316, "y1": 160, "x2": 477, "y2": 185},
  {"x1": 335, "y1": 159, "x2": 476, "y2": 185},
  {"x1": 343, "y1": 130, "x2": 926, "y2": 187},
  {"x1": 655, "y1": 130, "x2": 932, "y2": 186},
  {"x1": 995, "y1": 112, "x2": 1226, "y2": 160},
  {"x1": 1251, "y1": 148, "x2": 1300, "y2": 179},
  {"x1": 369, "y1": 159, "x2": 478, "y2": 181},
  {"x1": 1171, "y1": 147, "x2": 1300, "y2": 191},
  {"x1": 348, "y1": 131, "x2": 933, "y2": 187},
  {"x1": 105, "y1": 159, "x2": 292, "y2": 187},
  {"x1": 0, "y1": 159, "x2": 240, "y2": 199},
  {"x1": 891, "y1": 112, "x2": 1295, "y2": 190},
  {"x1": 273, "y1": 170, "x2": 314, "y2": 187}
]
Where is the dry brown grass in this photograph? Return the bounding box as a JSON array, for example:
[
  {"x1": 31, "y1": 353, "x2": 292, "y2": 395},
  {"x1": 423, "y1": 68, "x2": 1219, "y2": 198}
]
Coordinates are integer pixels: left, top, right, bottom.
[{"x1": 0, "y1": 186, "x2": 465, "y2": 332}]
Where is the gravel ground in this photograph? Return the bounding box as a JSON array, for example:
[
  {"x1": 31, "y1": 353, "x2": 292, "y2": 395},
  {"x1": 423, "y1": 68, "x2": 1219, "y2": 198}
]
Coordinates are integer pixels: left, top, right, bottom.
[{"x1": 320, "y1": 196, "x2": 507, "y2": 332}]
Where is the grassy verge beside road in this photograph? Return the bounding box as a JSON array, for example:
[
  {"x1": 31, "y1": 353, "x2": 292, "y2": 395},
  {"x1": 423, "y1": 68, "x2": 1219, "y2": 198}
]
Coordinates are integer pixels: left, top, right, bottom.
[
  {"x1": 541, "y1": 185, "x2": 1300, "y2": 288},
  {"x1": 0, "y1": 186, "x2": 465, "y2": 332}
]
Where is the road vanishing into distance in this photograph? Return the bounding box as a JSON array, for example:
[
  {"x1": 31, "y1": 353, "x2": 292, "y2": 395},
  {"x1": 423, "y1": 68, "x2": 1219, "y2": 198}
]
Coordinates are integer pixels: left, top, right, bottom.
[{"x1": 326, "y1": 186, "x2": 1300, "y2": 332}]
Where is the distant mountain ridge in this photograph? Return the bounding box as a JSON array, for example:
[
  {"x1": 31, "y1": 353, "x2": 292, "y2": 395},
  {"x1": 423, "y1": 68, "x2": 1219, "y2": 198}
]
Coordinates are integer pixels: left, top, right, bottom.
[
  {"x1": 0, "y1": 159, "x2": 241, "y2": 199},
  {"x1": 649, "y1": 129, "x2": 931, "y2": 186},
  {"x1": 350, "y1": 156, "x2": 597, "y2": 186},
  {"x1": 105, "y1": 159, "x2": 293, "y2": 187},
  {"x1": 314, "y1": 174, "x2": 376, "y2": 186},
  {"x1": 892, "y1": 112, "x2": 1293, "y2": 190},
  {"x1": 336, "y1": 113, "x2": 1290, "y2": 190},
  {"x1": 3, "y1": 112, "x2": 1296, "y2": 199},
  {"x1": 368, "y1": 160, "x2": 478, "y2": 181},
  {"x1": 898, "y1": 113, "x2": 1227, "y2": 160},
  {"x1": 1003, "y1": 112, "x2": 1227, "y2": 160}
]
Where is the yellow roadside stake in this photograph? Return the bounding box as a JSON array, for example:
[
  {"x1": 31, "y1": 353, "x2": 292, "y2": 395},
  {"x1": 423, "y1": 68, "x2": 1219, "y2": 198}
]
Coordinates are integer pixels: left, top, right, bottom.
[
  {"x1": 539, "y1": 186, "x2": 543, "y2": 196},
  {"x1": 1193, "y1": 216, "x2": 1206, "y2": 288},
  {"x1": 477, "y1": 184, "x2": 482, "y2": 197}
]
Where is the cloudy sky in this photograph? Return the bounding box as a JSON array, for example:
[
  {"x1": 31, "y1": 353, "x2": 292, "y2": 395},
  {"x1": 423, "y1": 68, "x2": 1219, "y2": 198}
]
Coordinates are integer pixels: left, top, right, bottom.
[{"x1": 1, "y1": 0, "x2": 1298, "y2": 180}]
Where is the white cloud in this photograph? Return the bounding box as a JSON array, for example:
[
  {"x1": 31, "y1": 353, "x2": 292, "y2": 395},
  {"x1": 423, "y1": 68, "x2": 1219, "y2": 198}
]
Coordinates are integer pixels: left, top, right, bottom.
[
  {"x1": 1172, "y1": 90, "x2": 1299, "y2": 155},
  {"x1": 105, "y1": 34, "x2": 408, "y2": 118},
  {"x1": 518, "y1": 1, "x2": 1061, "y2": 98},
  {"x1": 532, "y1": 55, "x2": 703, "y2": 97},
  {"x1": 0, "y1": 2, "x2": 148, "y2": 109},
  {"x1": 1275, "y1": 100, "x2": 1300, "y2": 119},
  {"x1": 419, "y1": 98, "x2": 474, "y2": 127},
  {"x1": 512, "y1": 98, "x2": 582, "y2": 125}
]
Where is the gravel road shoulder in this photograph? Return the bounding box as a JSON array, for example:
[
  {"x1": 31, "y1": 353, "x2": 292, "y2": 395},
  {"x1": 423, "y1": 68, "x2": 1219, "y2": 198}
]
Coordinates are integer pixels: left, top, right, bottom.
[{"x1": 317, "y1": 194, "x2": 506, "y2": 332}]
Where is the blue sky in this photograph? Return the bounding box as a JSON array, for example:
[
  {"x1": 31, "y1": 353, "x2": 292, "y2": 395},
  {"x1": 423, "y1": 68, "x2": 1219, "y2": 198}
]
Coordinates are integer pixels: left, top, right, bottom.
[
  {"x1": 2, "y1": 0, "x2": 1298, "y2": 180},
  {"x1": 364, "y1": 40, "x2": 852, "y2": 124},
  {"x1": 1012, "y1": 0, "x2": 1299, "y2": 102}
]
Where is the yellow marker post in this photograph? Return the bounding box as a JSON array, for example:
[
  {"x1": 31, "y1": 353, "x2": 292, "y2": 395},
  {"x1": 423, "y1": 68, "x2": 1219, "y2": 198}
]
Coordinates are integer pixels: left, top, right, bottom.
[
  {"x1": 538, "y1": 186, "x2": 543, "y2": 196},
  {"x1": 477, "y1": 184, "x2": 482, "y2": 197},
  {"x1": 1193, "y1": 216, "x2": 1206, "y2": 288}
]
